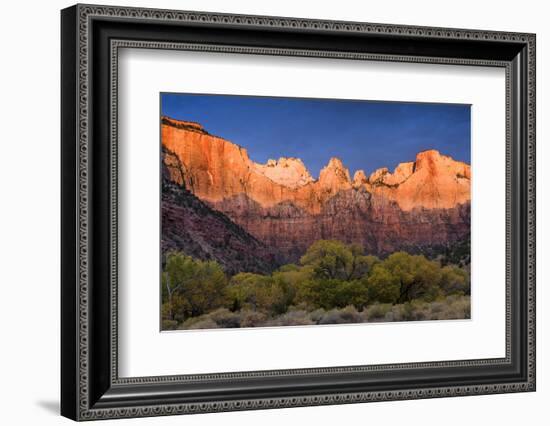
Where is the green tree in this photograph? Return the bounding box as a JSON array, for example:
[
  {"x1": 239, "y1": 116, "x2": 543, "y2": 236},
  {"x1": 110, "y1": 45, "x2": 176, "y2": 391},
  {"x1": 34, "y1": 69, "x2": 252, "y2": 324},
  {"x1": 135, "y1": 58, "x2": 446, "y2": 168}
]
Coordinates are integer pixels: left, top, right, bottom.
[
  {"x1": 277, "y1": 263, "x2": 301, "y2": 273},
  {"x1": 364, "y1": 265, "x2": 400, "y2": 303},
  {"x1": 347, "y1": 244, "x2": 381, "y2": 279},
  {"x1": 379, "y1": 252, "x2": 443, "y2": 303},
  {"x1": 271, "y1": 267, "x2": 312, "y2": 313},
  {"x1": 300, "y1": 240, "x2": 353, "y2": 280},
  {"x1": 162, "y1": 251, "x2": 228, "y2": 320},
  {"x1": 300, "y1": 240, "x2": 375, "y2": 281},
  {"x1": 362, "y1": 255, "x2": 382, "y2": 271},
  {"x1": 228, "y1": 273, "x2": 284, "y2": 313},
  {"x1": 440, "y1": 265, "x2": 470, "y2": 295},
  {"x1": 296, "y1": 278, "x2": 369, "y2": 310}
]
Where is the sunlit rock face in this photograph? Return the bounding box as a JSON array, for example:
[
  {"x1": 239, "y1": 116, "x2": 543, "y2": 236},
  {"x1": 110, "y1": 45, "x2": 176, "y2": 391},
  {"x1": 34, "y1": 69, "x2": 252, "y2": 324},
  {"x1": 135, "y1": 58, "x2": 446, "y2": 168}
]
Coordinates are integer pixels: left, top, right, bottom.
[
  {"x1": 161, "y1": 117, "x2": 471, "y2": 263},
  {"x1": 364, "y1": 150, "x2": 471, "y2": 211},
  {"x1": 161, "y1": 148, "x2": 282, "y2": 274},
  {"x1": 253, "y1": 157, "x2": 314, "y2": 189},
  {"x1": 352, "y1": 169, "x2": 368, "y2": 188}
]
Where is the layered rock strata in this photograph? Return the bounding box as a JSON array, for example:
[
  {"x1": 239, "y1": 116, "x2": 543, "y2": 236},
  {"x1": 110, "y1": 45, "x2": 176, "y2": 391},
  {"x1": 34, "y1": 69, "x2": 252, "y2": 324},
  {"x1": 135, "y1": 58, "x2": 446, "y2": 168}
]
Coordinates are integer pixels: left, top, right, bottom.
[{"x1": 161, "y1": 116, "x2": 471, "y2": 265}]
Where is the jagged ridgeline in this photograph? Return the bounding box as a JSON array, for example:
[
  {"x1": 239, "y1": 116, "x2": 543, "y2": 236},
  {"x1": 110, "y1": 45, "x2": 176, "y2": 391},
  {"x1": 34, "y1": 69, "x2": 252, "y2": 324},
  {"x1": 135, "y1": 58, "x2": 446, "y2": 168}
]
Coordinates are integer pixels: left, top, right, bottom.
[
  {"x1": 161, "y1": 116, "x2": 470, "y2": 272},
  {"x1": 160, "y1": 116, "x2": 471, "y2": 330}
]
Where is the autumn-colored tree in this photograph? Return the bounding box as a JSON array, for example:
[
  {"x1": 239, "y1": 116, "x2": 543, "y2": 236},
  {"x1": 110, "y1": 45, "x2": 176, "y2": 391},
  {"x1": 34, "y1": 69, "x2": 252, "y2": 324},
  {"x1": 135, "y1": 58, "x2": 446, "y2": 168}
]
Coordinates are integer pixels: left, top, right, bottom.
[
  {"x1": 228, "y1": 273, "x2": 285, "y2": 313},
  {"x1": 300, "y1": 240, "x2": 353, "y2": 280},
  {"x1": 440, "y1": 265, "x2": 470, "y2": 295},
  {"x1": 161, "y1": 241, "x2": 470, "y2": 329},
  {"x1": 376, "y1": 252, "x2": 443, "y2": 303},
  {"x1": 271, "y1": 266, "x2": 312, "y2": 313},
  {"x1": 300, "y1": 240, "x2": 378, "y2": 281},
  {"x1": 162, "y1": 251, "x2": 228, "y2": 320},
  {"x1": 364, "y1": 265, "x2": 400, "y2": 303},
  {"x1": 296, "y1": 278, "x2": 369, "y2": 310}
]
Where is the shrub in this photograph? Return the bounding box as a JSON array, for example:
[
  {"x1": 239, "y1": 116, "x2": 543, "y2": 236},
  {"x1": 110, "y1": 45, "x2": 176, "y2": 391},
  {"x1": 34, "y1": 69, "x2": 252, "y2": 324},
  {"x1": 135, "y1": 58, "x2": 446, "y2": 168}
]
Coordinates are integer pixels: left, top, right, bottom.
[
  {"x1": 228, "y1": 273, "x2": 285, "y2": 313},
  {"x1": 364, "y1": 303, "x2": 393, "y2": 321},
  {"x1": 182, "y1": 317, "x2": 219, "y2": 330},
  {"x1": 405, "y1": 300, "x2": 430, "y2": 321},
  {"x1": 384, "y1": 311, "x2": 395, "y2": 322},
  {"x1": 161, "y1": 244, "x2": 471, "y2": 329},
  {"x1": 239, "y1": 309, "x2": 269, "y2": 328},
  {"x1": 388, "y1": 304, "x2": 405, "y2": 322},
  {"x1": 318, "y1": 306, "x2": 362, "y2": 324},
  {"x1": 437, "y1": 295, "x2": 471, "y2": 320},
  {"x1": 296, "y1": 278, "x2": 368, "y2": 310},
  {"x1": 308, "y1": 308, "x2": 326, "y2": 323},
  {"x1": 440, "y1": 266, "x2": 470, "y2": 296},
  {"x1": 429, "y1": 301, "x2": 446, "y2": 314},
  {"x1": 161, "y1": 319, "x2": 178, "y2": 330},
  {"x1": 207, "y1": 308, "x2": 241, "y2": 328},
  {"x1": 266, "y1": 309, "x2": 314, "y2": 326}
]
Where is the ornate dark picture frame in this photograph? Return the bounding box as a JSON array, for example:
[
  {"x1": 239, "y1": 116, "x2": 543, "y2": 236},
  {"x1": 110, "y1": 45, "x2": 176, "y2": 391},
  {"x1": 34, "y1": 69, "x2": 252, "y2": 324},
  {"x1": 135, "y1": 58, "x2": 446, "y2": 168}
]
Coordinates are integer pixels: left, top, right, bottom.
[{"x1": 61, "y1": 4, "x2": 536, "y2": 421}]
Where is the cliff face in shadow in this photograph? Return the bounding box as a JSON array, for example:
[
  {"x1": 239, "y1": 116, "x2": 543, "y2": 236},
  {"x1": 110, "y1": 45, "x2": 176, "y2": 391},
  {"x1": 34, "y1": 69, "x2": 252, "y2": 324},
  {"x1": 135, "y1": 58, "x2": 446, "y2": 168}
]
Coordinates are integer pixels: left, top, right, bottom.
[
  {"x1": 162, "y1": 149, "x2": 282, "y2": 274},
  {"x1": 212, "y1": 190, "x2": 470, "y2": 263}
]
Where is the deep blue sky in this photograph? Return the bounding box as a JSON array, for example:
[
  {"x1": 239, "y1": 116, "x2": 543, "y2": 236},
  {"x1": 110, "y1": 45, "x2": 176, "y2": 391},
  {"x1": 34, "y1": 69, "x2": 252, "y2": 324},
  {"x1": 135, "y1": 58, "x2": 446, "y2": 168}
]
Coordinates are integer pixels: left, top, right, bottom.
[{"x1": 161, "y1": 93, "x2": 470, "y2": 178}]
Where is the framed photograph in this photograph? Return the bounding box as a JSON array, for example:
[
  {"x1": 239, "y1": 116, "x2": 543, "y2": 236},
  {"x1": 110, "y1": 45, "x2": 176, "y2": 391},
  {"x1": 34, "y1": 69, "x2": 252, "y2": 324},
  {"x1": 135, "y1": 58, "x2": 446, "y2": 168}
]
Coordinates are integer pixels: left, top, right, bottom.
[{"x1": 61, "y1": 4, "x2": 536, "y2": 421}]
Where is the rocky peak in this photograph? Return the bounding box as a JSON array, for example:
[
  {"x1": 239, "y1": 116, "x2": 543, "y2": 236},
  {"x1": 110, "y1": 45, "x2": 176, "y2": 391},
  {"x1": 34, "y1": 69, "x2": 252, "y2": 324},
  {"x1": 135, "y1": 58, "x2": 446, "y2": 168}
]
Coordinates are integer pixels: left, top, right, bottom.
[
  {"x1": 371, "y1": 162, "x2": 415, "y2": 186},
  {"x1": 253, "y1": 157, "x2": 314, "y2": 189},
  {"x1": 368, "y1": 167, "x2": 389, "y2": 184},
  {"x1": 353, "y1": 170, "x2": 368, "y2": 187},
  {"x1": 391, "y1": 162, "x2": 415, "y2": 183},
  {"x1": 161, "y1": 116, "x2": 470, "y2": 213},
  {"x1": 384, "y1": 150, "x2": 471, "y2": 210},
  {"x1": 413, "y1": 149, "x2": 471, "y2": 180},
  {"x1": 318, "y1": 157, "x2": 352, "y2": 192},
  {"x1": 414, "y1": 149, "x2": 449, "y2": 174},
  {"x1": 322, "y1": 157, "x2": 351, "y2": 179},
  {"x1": 416, "y1": 148, "x2": 442, "y2": 159}
]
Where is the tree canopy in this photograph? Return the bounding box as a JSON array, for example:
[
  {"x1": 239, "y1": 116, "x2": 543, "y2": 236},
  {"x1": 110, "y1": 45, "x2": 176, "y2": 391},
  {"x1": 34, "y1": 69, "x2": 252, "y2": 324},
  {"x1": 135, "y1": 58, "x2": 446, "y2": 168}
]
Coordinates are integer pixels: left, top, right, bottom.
[{"x1": 161, "y1": 241, "x2": 470, "y2": 329}]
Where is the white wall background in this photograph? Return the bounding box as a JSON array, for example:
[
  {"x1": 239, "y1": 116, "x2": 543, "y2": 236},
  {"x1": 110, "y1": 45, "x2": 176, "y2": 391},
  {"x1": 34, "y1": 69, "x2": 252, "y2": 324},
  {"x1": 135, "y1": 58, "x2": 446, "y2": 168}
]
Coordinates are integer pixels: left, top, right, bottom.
[{"x1": 0, "y1": 0, "x2": 546, "y2": 424}]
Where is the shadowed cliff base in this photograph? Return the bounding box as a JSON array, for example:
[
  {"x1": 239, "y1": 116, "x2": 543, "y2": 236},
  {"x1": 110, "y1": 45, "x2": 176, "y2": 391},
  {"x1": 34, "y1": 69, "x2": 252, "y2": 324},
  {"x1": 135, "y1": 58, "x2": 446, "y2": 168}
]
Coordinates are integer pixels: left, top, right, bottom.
[
  {"x1": 212, "y1": 191, "x2": 470, "y2": 265},
  {"x1": 162, "y1": 150, "x2": 283, "y2": 275}
]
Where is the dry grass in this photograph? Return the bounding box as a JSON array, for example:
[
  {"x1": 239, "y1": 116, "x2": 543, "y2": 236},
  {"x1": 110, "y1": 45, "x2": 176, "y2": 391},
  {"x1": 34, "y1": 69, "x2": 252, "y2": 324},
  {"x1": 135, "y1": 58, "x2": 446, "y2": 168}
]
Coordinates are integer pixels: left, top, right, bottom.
[{"x1": 172, "y1": 295, "x2": 470, "y2": 329}]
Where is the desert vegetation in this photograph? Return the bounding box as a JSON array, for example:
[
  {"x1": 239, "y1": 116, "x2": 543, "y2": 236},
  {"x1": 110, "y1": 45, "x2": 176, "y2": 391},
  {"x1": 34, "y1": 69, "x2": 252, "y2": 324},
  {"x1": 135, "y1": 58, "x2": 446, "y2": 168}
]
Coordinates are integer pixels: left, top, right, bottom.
[{"x1": 161, "y1": 240, "x2": 470, "y2": 330}]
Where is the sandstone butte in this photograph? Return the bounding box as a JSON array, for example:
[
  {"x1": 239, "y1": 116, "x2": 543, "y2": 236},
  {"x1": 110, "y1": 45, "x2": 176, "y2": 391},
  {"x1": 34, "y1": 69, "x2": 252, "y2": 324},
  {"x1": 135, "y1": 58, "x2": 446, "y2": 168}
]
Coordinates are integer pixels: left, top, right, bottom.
[{"x1": 161, "y1": 116, "x2": 471, "y2": 213}]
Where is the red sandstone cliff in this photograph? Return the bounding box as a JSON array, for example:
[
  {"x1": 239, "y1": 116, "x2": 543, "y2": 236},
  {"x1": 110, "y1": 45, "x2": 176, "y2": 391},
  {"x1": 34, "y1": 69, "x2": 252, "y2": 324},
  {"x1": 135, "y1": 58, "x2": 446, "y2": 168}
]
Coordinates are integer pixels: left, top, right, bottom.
[
  {"x1": 161, "y1": 116, "x2": 471, "y2": 264},
  {"x1": 162, "y1": 148, "x2": 282, "y2": 274}
]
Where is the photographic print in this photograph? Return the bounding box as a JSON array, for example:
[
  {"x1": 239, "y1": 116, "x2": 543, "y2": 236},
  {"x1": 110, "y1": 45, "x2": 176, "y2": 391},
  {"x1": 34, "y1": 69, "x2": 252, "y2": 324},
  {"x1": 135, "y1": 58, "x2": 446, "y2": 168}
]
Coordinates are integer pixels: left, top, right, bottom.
[{"x1": 160, "y1": 94, "x2": 471, "y2": 331}]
